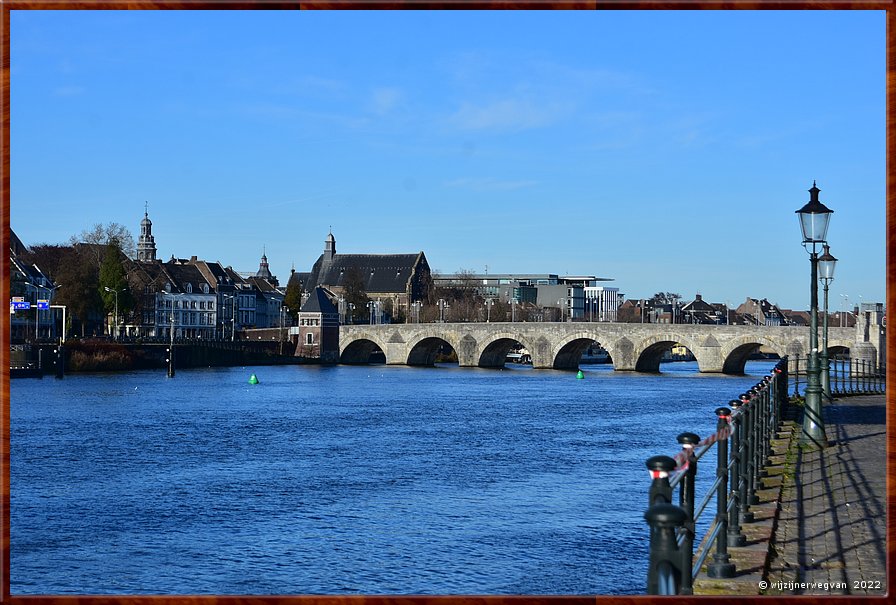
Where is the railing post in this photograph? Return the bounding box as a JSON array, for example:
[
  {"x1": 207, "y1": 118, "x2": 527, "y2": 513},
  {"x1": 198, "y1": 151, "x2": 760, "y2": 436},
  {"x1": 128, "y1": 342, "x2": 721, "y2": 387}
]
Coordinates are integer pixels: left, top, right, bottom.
[
  {"x1": 645, "y1": 503, "x2": 688, "y2": 595},
  {"x1": 646, "y1": 455, "x2": 676, "y2": 506},
  {"x1": 761, "y1": 379, "x2": 773, "y2": 467},
  {"x1": 742, "y1": 392, "x2": 760, "y2": 506},
  {"x1": 754, "y1": 385, "x2": 767, "y2": 472},
  {"x1": 727, "y1": 399, "x2": 749, "y2": 542},
  {"x1": 676, "y1": 432, "x2": 700, "y2": 596},
  {"x1": 792, "y1": 357, "x2": 800, "y2": 397},
  {"x1": 862, "y1": 360, "x2": 868, "y2": 393},
  {"x1": 737, "y1": 395, "x2": 755, "y2": 523},
  {"x1": 708, "y1": 407, "x2": 736, "y2": 578}
]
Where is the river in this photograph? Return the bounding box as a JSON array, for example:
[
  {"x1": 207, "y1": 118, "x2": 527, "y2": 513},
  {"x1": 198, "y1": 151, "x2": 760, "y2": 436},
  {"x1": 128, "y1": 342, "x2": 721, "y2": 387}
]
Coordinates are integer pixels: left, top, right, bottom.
[{"x1": 10, "y1": 360, "x2": 778, "y2": 595}]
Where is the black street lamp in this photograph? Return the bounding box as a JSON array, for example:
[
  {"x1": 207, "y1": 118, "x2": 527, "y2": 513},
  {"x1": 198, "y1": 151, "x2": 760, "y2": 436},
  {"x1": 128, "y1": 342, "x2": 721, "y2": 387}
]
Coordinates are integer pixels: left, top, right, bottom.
[
  {"x1": 818, "y1": 244, "x2": 838, "y2": 400},
  {"x1": 104, "y1": 286, "x2": 126, "y2": 341},
  {"x1": 795, "y1": 181, "x2": 833, "y2": 447}
]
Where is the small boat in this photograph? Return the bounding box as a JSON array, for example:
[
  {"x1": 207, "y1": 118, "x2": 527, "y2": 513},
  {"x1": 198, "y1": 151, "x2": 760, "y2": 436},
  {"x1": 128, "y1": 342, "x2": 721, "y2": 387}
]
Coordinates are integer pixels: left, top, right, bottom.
[{"x1": 580, "y1": 347, "x2": 610, "y2": 364}]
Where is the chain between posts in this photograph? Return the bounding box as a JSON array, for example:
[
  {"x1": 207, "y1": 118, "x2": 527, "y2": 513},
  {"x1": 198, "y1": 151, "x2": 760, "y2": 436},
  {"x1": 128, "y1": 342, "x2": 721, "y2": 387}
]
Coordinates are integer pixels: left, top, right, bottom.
[{"x1": 643, "y1": 357, "x2": 788, "y2": 595}]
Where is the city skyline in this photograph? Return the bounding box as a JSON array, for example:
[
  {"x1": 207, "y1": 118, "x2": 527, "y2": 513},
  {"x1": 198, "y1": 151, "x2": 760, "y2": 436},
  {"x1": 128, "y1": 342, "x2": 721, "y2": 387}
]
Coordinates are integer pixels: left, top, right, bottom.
[{"x1": 9, "y1": 9, "x2": 885, "y2": 311}]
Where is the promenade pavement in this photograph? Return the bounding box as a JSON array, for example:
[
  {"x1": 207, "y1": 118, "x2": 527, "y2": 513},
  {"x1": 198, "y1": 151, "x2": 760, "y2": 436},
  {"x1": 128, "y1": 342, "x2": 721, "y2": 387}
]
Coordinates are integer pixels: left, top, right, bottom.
[{"x1": 764, "y1": 394, "x2": 888, "y2": 596}]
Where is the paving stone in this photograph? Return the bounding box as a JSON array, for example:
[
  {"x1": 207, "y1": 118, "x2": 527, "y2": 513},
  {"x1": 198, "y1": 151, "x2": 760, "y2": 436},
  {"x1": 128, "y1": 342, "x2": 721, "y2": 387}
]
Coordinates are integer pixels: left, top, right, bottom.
[{"x1": 693, "y1": 395, "x2": 887, "y2": 596}]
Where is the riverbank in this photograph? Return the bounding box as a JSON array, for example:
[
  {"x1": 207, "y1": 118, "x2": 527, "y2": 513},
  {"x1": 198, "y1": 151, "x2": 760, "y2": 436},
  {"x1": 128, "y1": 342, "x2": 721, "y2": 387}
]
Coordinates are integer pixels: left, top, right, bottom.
[{"x1": 16, "y1": 340, "x2": 310, "y2": 374}]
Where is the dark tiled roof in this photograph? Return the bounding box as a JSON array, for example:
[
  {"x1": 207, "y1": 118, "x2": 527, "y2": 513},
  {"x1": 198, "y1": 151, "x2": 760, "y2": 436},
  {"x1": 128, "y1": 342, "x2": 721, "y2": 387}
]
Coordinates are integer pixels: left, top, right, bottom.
[
  {"x1": 9, "y1": 229, "x2": 28, "y2": 256},
  {"x1": 681, "y1": 298, "x2": 717, "y2": 313},
  {"x1": 246, "y1": 276, "x2": 281, "y2": 294},
  {"x1": 309, "y1": 253, "x2": 424, "y2": 294},
  {"x1": 300, "y1": 287, "x2": 338, "y2": 314},
  {"x1": 287, "y1": 271, "x2": 312, "y2": 290},
  {"x1": 160, "y1": 263, "x2": 214, "y2": 294}
]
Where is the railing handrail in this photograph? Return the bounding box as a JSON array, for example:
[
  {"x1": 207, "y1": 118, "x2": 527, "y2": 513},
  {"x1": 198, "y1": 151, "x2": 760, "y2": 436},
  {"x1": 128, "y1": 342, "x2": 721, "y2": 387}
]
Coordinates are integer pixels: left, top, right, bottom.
[{"x1": 644, "y1": 357, "x2": 789, "y2": 595}]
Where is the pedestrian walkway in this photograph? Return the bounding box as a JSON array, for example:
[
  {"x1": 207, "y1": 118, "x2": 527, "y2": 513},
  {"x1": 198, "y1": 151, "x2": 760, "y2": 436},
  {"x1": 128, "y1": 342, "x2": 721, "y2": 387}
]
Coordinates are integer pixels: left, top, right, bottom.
[{"x1": 765, "y1": 394, "x2": 888, "y2": 596}]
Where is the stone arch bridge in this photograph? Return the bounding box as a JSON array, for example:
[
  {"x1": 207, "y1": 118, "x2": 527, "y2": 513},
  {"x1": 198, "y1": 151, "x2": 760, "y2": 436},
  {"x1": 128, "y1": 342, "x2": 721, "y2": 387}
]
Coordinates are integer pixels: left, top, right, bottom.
[{"x1": 338, "y1": 322, "x2": 858, "y2": 374}]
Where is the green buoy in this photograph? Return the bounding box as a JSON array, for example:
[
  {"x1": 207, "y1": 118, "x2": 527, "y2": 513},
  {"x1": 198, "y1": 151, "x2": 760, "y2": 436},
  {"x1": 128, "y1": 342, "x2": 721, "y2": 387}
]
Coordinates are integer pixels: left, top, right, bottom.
[
  {"x1": 576, "y1": 370, "x2": 585, "y2": 379},
  {"x1": 249, "y1": 374, "x2": 259, "y2": 384}
]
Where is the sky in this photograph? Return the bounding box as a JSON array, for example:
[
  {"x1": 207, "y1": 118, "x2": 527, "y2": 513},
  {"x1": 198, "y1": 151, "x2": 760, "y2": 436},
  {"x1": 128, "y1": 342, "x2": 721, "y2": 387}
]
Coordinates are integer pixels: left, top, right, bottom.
[{"x1": 9, "y1": 9, "x2": 886, "y2": 312}]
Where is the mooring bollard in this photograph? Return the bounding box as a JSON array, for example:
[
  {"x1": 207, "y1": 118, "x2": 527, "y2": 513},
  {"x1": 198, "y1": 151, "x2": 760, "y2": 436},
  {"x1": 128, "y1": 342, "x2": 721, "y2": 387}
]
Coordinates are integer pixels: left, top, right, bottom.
[
  {"x1": 676, "y1": 432, "x2": 700, "y2": 596},
  {"x1": 708, "y1": 407, "x2": 736, "y2": 578},
  {"x1": 645, "y1": 503, "x2": 688, "y2": 595}
]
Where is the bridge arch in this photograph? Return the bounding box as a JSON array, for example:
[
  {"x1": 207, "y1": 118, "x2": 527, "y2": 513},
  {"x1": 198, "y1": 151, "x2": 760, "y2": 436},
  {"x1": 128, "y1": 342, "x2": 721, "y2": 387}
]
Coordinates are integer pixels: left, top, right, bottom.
[
  {"x1": 633, "y1": 332, "x2": 701, "y2": 373},
  {"x1": 406, "y1": 334, "x2": 458, "y2": 366},
  {"x1": 719, "y1": 335, "x2": 785, "y2": 375},
  {"x1": 826, "y1": 338, "x2": 852, "y2": 358},
  {"x1": 551, "y1": 331, "x2": 614, "y2": 370},
  {"x1": 478, "y1": 332, "x2": 538, "y2": 368},
  {"x1": 340, "y1": 335, "x2": 390, "y2": 364}
]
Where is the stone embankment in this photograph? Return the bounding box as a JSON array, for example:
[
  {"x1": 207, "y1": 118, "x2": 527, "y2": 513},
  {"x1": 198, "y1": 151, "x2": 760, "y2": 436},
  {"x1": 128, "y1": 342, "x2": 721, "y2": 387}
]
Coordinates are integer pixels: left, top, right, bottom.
[{"x1": 27, "y1": 340, "x2": 306, "y2": 373}]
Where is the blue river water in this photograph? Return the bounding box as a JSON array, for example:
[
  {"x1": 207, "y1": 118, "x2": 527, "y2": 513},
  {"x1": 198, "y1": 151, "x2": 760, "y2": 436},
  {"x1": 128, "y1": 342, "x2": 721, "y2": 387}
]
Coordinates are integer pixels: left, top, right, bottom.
[{"x1": 10, "y1": 360, "x2": 778, "y2": 595}]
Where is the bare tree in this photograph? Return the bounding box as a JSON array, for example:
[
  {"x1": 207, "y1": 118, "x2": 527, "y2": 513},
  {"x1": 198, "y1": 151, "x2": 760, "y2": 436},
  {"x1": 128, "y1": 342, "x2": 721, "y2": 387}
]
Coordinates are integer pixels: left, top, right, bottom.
[{"x1": 71, "y1": 222, "x2": 136, "y2": 265}]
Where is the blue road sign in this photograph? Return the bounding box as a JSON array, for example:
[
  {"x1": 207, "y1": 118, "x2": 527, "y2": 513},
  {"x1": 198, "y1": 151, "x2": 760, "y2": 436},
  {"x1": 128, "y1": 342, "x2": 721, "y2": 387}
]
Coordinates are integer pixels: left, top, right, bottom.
[
  {"x1": 11, "y1": 301, "x2": 31, "y2": 310},
  {"x1": 37, "y1": 300, "x2": 50, "y2": 310}
]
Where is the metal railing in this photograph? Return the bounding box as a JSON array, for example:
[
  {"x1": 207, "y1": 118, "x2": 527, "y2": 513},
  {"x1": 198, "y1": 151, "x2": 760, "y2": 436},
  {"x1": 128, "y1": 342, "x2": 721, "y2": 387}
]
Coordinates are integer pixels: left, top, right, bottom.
[
  {"x1": 644, "y1": 358, "x2": 789, "y2": 594},
  {"x1": 789, "y1": 356, "x2": 885, "y2": 397}
]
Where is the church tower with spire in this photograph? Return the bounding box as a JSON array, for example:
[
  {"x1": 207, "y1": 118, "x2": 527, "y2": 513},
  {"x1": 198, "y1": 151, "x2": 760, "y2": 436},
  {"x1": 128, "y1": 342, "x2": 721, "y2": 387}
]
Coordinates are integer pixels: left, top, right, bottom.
[
  {"x1": 256, "y1": 247, "x2": 274, "y2": 279},
  {"x1": 137, "y1": 202, "x2": 157, "y2": 262},
  {"x1": 323, "y1": 229, "x2": 336, "y2": 263}
]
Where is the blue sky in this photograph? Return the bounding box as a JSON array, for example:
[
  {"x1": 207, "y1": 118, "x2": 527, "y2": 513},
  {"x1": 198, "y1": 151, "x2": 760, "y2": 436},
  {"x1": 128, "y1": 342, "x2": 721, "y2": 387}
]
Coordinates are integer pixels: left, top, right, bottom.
[{"x1": 10, "y1": 9, "x2": 885, "y2": 311}]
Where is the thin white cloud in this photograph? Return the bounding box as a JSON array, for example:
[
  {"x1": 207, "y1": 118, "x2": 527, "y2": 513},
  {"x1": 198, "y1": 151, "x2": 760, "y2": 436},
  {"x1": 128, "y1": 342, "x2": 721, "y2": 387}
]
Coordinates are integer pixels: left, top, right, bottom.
[
  {"x1": 369, "y1": 87, "x2": 404, "y2": 116},
  {"x1": 53, "y1": 85, "x2": 85, "y2": 97},
  {"x1": 444, "y1": 177, "x2": 538, "y2": 191},
  {"x1": 448, "y1": 99, "x2": 568, "y2": 133}
]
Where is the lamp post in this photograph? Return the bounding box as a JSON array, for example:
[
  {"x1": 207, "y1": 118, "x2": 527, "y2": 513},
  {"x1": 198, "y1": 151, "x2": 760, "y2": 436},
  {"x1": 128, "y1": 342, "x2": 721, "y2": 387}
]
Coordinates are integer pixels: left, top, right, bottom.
[
  {"x1": 347, "y1": 302, "x2": 355, "y2": 325},
  {"x1": 438, "y1": 298, "x2": 449, "y2": 323},
  {"x1": 26, "y1": 281, "x2": 60, "y2": 341},
  {"x1": 103, "y1": 286, "x2": 125, "y2": 341},
  {"x1": 796, "y1": 181, "x2": 833, "y2": 447},
  {"x1": 485, "y1": 298, "x2": 495, "y2": 322},
  {"x1": 411, "y1": 301, "x2": 421, "y2": 324},
  {"x1": 818, "y1": 244, "x2": 837, "y2": 401},
  {"x1": 161, "y1": 291, "x2": 180, "y2": 378},
  {"x1": 840, "y1": 294, "x2": 848, "y2": 328},
  {"x1": 368, "y1": 300, "x2": 377, "y2": 325},
  {"x1": 280, "y1": 305, "x2": 289, "y2": 354}
]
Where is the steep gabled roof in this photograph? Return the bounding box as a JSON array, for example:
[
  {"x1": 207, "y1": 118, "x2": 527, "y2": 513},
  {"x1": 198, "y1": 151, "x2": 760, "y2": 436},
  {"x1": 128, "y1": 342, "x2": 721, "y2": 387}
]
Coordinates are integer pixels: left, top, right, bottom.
[
  {"x1": 9, "y1": 229, "x2": 28, "y2": 257},
  {"x1": 288, "y1": 271, "x2": 312, "y2": 291},
  {"x1": 300, "y1": 286, "x2": 338, "y2": 314},
  {"x1": 309, "y1": 252, "x2": 425, "y2": 294}
]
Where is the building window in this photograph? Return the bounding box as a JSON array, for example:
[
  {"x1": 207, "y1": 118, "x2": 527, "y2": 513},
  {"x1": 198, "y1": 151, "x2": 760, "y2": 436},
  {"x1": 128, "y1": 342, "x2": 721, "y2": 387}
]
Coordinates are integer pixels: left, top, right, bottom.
[{"x1": 306, "y1": 333, "x2": 314, "y2": 345}]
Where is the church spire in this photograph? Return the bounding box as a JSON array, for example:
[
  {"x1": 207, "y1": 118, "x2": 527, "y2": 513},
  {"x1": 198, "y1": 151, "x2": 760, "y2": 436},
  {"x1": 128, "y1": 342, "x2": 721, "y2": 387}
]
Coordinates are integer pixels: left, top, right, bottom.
[
  {"x1": 324, "y1": 229, "x2": 336, "y2": 262},
  {"x1": 256, "y1": 247, "x2": 273, "y2": 280},
  {"x1": 137, "y1": 202, "x2": 157, "y2": 262}
]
